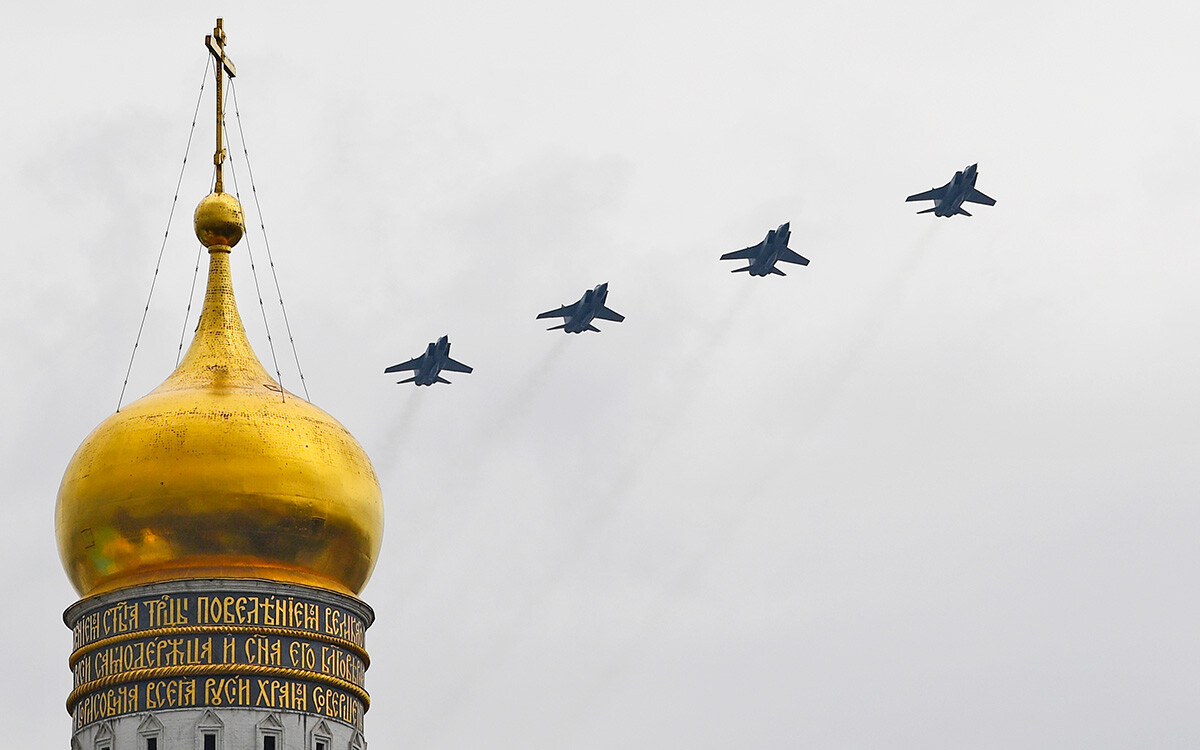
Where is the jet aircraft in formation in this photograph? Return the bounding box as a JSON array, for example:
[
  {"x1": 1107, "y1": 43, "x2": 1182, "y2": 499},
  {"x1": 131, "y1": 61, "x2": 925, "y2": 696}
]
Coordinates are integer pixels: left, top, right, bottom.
[
  {"x1": 906, "y1": 163, "x2": 996, "y2": 217},
  {"x1": 384, "y1": 335, "x2": 473, "y2": 386},
  {"x1": 536, "y1": 282, "x2": 626, "y2": 333},
  {"x1": 719, "y1": 222, "x2": 810, "y2": 276},
  {"x1": 387, "y1": 163, "x2": 995, "y2": 385}
]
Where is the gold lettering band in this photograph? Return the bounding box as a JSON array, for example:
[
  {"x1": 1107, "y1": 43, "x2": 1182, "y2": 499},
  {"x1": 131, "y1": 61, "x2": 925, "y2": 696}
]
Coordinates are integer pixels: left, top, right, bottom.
[
  {"x1": 70, "y1": 624, "x2": 369, "y2": 669},
  {"x1": 66, "y1": 663, "x2": 370, "y2": 714}
]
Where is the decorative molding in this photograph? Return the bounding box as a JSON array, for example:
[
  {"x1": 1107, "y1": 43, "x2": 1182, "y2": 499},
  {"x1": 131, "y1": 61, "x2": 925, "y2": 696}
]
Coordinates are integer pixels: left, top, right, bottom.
[
  {"x1": 93, "y1": 721, "x2": 114, "y2": 750},
  {"x1": 195, "y1": 709, "x2": 224, "y2": 750}
]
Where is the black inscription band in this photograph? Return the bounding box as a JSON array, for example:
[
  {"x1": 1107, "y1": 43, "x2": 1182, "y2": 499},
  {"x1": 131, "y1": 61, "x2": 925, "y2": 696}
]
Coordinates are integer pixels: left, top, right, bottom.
[
  {"x1": 64, "y1": 581, "x2": 374, "y2": 731},
  {"x1": 71, "y1": 591, "x2": 368, "y2": 650},
  {"x1": 67, "y1": 663, "x2": 370, "y2": 714},
  {"x1": 70, "y1": 673, "x2": 365, "y2": 730},
  {"x1": 70, "y1": 624, "x2": 370, "y2": 668}
]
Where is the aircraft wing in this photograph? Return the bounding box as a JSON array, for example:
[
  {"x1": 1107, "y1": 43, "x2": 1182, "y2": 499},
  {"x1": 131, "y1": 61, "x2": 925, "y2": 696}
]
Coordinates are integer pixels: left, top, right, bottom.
[
  {"x1": 442, "y1": 357, "x2": 473, "y2": 374},
  {"x1": 964, "y1": 188, "x2": 996, "y2": 206},
  {"x1": 384, "y1": 356, "x2": 423, "y2": 373},
  {"x1": 779, "y1": 248, "x2": 810, "y2": 266},
  {"x1": 594, "y1": 306, "x2": 625, "y2": 323},
  {"x1": 906, "y1": 183, "x2": 949, "y2": 202},
  {"x1": 720, "y1": 245, "x2": 760, "y2": 261},
  {"x1": 537, "y1": 305, "x2": 573, "y2": 320}
]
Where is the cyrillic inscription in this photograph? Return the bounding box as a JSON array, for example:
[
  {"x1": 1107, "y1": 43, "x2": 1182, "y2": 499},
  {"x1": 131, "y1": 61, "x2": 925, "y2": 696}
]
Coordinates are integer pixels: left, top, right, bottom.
[
  {"x1": 73, "y1": 634, "x2": 365, "y2": 688},
  {"x1": 71, "y1": 677, "x2": 363, "y2": 730},
  {"x1": 72, "y1": 592, "x2": 366, "y2": 649},
  {"x1": 67, "y1": 586, "x2": 370, "y2": 731}
]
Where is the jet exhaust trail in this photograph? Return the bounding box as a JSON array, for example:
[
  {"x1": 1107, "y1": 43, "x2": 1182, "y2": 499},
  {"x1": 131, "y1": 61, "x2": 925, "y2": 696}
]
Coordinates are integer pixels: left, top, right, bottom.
[
  {"x1": 378, "y1": 391, "x2": 424, "y2": 479},
  {"x1": 480, "y1": 334, "x2": 570, "y2": 444},
  {"x1": 402, "y1": 225, "x2": 933, "y2": 740},
  {"x1": 803, "y1": 221, "x2": 941, "y2": 428},
  {"x1": 559, "y1": 278, "x2": 758, "y2": 546},
  {"x1": 543, "y1": 223, "x2": 948, "y2": 743},
  {"x1": 395, "y1": 335, "x2": 572, "y2": 609},
  {"x1": 403, "y1": 280, "x2": 765, "y2": 741}
]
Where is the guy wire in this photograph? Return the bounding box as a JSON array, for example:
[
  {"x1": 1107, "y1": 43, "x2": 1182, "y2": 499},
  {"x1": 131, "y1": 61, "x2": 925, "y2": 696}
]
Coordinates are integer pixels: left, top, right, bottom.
[
  {"x1": 176, "y1": 243, "x2": 207, "y2": 367},
  {"x1": 229, "y1": 79, "x2": 311, "y2": 401},
  {"x1": 176, "y1": 160, "x2": 220, "y2": 367},
  {"x1": 118, "y1": 57, "x2": 212, "y2": 412},
  {"x1": 227, "y1": 148, "x2": 286, "y2": 402}
]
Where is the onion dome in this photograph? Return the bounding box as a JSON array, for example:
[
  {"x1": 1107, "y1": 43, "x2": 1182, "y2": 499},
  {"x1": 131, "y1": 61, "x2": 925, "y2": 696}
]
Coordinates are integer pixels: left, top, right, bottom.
[{"x1": 56, "y1": 192, "x2": 383, "y2": 598}]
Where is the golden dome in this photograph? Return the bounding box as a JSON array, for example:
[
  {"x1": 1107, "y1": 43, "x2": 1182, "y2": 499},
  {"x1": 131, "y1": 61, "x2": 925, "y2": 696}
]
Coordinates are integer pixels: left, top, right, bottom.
[{"x1": 56, "y1": 193, "x2": 383, "y2": 597}]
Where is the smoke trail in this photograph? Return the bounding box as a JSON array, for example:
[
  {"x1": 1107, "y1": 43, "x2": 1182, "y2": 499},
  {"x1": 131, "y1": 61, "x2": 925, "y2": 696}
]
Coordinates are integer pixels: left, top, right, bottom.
[
  {"x1": 544, "y1": 223, "x2": 947, "y2": 745},
  {"x1": 404, "y1": 281, "x2": 762, "y2": 746},
  {"x1": 389, "y1": 334, "x2": 573, "y2": 625},
  {"x1": 562, "y1": 279, "x2": 757, "y2": 550},
  {"x1": 544, "y1": 514, "x2": 747, "y2": 747},
  {"x1": 695, "y1": 279, "x2": 758, "y2": 359},
  {"x1": 383, "y1": 336, "x2": 569, "y2": 517},
  {"x1": 376, "y1": 391, "x2": 423, "y2": 482},
  {"x1": 802, "y1": 221, "x2": 941, "y2": 431},
  {"x1": 480, "y1": 334, "x2": 571, "y2": 444},
  {"x1": 407, "y1": 232, "x2": 944, "y2": 743},
  {"x1": 608, "y1": 280, "x2": 756, "y2": 487}
]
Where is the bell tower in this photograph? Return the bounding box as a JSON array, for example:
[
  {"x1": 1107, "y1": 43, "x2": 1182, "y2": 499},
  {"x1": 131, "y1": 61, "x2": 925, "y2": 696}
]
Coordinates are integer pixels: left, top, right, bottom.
[{"x1": 56, "y1": 20, "x2": 384, "y2": 750}]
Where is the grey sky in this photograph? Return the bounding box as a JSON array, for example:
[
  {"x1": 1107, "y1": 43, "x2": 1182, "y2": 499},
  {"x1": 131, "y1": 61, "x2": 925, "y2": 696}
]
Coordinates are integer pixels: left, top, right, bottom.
[{"x1": 4, "y1": 2, "x2": 1199, "y2": 747}]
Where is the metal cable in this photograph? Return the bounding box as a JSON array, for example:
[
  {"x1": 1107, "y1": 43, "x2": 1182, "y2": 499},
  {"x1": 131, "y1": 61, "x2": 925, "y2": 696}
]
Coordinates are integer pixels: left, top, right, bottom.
[
  {"x1": 175, "y1": 241, "x2": 206, "y2": 366},
  {"x1": 175, "y1": 159, "x2": 217, "y2": 366},
  {"x1": 118, "y1": 57, "x2": 211, "y2": 411},
  {"x1": 229, "y1": 79, "x2": 311, "y2": 401},
  {"x1": 227, "y1": 149, "x2": 286, "y2": 402}
]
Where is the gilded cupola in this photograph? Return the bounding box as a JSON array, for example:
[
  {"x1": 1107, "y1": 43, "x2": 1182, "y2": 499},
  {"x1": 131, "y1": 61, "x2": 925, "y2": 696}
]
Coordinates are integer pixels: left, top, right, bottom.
[{"x1": 55, "y1": 189, "x2": 384, "y2": 598}]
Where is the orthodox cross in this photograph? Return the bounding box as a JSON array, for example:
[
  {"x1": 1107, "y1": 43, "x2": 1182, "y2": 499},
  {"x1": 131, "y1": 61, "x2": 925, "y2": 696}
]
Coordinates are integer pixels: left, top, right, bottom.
[{"x1": 206, "y1": 18, "x2": 237, "y2": 193}]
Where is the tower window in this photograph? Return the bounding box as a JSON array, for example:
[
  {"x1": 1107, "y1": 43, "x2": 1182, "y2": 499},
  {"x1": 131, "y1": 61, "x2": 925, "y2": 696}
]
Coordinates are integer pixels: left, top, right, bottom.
[
  {"x1": 147, "y1": 740, "x2": 158, "y2": 750},
  {"x1": 316, "y1": 742, "x2": 326, "y2": 750},
  {"x1": 264, "y1": 737, "x2": 276, "y2": 750},
  {"x1": 204, "y1": 733, "x2": 217, "y2": 750}
]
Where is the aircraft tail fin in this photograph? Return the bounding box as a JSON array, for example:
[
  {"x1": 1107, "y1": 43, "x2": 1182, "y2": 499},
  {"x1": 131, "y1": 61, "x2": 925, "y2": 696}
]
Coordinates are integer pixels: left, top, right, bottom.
[
  {"x1": 546, "y1": 323, "x2": 567, "y2": 331},
  {"x1": 770, "y1": 267, "x2": 786, "y2": 276},
  {"x1": 731, "y1": 266, "x2": 751, "y2": 273},
  {"x1": 396, "y1": 376, "x2": 417, "y2": 384},
  {"x1": 956, "y1": 207, "x2": 972, "y2": 217},
  {"x1": 917, "y1": 207, "x2": 937, "y2": 214},
  {"x1": 587, "y1": 324, "x2": 600, "y2": 332},
  {"x1": 436, "y1": 376, "x2": 450, "y2": 384}
]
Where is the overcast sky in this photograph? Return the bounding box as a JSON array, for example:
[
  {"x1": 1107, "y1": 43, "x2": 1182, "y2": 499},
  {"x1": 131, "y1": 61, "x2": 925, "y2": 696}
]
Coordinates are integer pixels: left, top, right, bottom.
[{"x1": 4, "y1": 2, "x2": 1200, "y2": 747}]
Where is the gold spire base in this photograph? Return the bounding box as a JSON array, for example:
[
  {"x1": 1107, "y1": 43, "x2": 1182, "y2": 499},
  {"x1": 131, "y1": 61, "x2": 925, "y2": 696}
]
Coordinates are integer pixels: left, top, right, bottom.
[{"x1": 194, "y1": 191, "x2": 245, "y2": 249}]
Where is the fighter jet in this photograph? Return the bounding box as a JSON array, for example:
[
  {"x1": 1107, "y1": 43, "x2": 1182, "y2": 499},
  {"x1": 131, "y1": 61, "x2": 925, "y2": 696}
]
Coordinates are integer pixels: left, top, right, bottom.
[
  {"x1": 906, "y1": 163, "x2": 996, "y2": 217},
  {"x1": 537, "y1": 283, "x2": 625, "y2": 333},
  {"x1": 384, "y1": 335, "x2": 473, "y2": 385},
  {"x1": 720, "y1": 222, "x2": 809, "y2": 276}
]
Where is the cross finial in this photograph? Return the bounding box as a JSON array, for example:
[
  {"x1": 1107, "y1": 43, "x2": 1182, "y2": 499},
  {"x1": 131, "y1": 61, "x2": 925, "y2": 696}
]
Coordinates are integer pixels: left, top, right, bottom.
[{"x1": 205, "y1": 18, "x2": 237, "y2": 193}]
